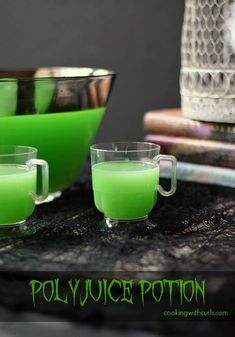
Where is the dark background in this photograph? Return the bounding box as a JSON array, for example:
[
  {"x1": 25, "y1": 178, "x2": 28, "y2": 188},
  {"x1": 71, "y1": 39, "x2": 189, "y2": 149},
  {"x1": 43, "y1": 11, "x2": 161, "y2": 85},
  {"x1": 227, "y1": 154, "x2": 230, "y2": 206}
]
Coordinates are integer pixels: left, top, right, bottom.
[
  {"x1": 0, "y1": 0, "x2": 184, "y2": 141},
  {"x1": 0, "y1": 3, "x2": 234, "y2": 337}
]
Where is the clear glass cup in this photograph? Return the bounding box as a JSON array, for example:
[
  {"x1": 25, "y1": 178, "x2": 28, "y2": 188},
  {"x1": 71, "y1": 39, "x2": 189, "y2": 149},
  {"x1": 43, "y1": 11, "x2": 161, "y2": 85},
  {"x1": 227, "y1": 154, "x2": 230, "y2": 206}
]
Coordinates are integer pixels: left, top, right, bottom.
[
  {"x1": 0, "y1": 145, "x2": 49, "y2": 238},
  {"x1": 90, "y1": 142, "x2": 177, "y2": 228}
]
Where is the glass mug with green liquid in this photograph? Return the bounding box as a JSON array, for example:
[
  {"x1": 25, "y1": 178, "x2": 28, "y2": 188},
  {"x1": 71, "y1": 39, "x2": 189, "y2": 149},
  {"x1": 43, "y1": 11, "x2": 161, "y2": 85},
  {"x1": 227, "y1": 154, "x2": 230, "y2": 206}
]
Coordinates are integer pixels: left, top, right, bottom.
[
  {"x1": 0, "y1": 146, "x2": 49, "y2": 238},
  {"x1": 91, "y1": 142, "x2": 177, "y2": 227}
]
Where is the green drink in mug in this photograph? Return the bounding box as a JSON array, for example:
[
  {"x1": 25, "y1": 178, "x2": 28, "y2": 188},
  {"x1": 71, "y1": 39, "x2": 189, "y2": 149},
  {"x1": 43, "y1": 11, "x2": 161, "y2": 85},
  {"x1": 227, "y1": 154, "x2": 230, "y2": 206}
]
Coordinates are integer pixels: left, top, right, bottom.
[
  {"x1": 90, "y1": 142, "x2": 177, "y2": 228},
  {"x1": 0, "y1": 146, "x2": 49, "y2": 238}
]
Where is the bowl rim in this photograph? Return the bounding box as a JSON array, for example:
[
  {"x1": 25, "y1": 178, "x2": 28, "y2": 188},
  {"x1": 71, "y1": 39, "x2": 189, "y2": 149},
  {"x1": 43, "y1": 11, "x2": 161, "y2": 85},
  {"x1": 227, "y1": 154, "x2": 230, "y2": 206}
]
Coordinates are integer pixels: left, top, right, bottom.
[{"x1": 0, "y1": 67, "x2": 116, "y2": 82}]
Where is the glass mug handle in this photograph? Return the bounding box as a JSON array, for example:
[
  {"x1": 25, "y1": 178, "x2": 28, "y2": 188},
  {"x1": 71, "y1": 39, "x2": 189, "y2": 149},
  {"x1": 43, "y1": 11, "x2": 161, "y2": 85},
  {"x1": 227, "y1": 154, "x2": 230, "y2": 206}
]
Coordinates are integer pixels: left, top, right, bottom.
[
  {"x1": 26, "y1": 159, "x2": 49, "y2": 202},
  {"x1": 154, "y1": 154, "x2": 177, "y2": 197}
]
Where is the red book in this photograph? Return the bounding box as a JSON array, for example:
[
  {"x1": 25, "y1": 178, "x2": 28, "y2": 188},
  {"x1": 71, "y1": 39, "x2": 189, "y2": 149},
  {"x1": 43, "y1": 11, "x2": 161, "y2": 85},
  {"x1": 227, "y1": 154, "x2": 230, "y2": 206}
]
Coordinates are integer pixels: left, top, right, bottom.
[
  {"x1": 144, "y1": 109, "x2": 235, "y2": 143},
  {"x1": 145, "y1": 134, "x2": 235, "y2": 169}
]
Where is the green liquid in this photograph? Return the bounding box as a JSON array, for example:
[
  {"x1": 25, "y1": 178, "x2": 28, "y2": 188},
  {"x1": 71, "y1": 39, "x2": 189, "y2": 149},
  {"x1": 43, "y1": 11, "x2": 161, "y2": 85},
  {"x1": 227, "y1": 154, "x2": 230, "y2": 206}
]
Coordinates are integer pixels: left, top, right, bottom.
[
  {"x1": 0, "y1": 165, "x2": 36, "y2": 224},
  {"x1": 92, "y1": 161, "x2": 159, "y2": 220},
  {"x1": 0, "y1": 108, "x2": 105, "y2": 192}
]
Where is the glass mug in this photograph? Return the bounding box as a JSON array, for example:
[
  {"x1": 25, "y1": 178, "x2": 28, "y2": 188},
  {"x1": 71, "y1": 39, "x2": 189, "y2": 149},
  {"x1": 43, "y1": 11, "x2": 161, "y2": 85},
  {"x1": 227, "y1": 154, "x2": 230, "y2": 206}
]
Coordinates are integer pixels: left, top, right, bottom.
[
  {"x1": 90, "y1": 142, "x2": 177, "y2": 227},
  {"x1": 0, "y1": 145, "x2": 49, "y2": 238}
]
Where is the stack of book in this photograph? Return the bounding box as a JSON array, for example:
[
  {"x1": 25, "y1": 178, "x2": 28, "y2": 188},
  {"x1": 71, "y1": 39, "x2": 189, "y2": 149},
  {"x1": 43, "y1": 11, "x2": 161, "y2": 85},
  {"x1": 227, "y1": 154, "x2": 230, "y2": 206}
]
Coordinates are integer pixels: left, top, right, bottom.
[{"x1": 144, "y1": 108, "x2": 235, "y2": 187}]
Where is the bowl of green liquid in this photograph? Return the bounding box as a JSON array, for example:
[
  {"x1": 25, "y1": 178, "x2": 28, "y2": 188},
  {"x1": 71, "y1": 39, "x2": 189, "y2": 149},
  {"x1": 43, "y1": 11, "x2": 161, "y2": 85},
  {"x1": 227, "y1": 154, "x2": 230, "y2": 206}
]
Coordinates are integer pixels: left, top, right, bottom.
[{"x1": 0, "y1": 67, "x2": 116, "y2": 200}]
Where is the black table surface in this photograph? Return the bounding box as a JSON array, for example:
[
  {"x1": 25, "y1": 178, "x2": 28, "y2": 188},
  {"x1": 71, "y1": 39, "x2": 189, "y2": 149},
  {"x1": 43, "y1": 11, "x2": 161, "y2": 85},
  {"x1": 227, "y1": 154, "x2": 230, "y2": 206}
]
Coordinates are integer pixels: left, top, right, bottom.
[
  {"x1": 0, "y1": 165, "x2": 234, "y2": 272},
  {"x1": 0, "y1": 165, "x2": 234, "y2": 335}
]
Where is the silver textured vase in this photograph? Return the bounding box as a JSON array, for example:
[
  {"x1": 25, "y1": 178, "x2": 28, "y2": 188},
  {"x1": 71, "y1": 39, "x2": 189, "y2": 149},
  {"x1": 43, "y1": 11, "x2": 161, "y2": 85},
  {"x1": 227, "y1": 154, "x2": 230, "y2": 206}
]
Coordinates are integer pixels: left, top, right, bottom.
[{"x1": 180, "y1": 0, "x2": 235, "y2": 123}]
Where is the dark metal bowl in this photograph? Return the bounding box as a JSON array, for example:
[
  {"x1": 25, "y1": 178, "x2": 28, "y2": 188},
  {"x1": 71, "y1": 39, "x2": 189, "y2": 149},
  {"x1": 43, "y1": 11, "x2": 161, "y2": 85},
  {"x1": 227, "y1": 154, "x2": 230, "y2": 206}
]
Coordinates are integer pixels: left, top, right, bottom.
[{"x1": 0, "y1": 67, "x2": 116, "y2": 197}]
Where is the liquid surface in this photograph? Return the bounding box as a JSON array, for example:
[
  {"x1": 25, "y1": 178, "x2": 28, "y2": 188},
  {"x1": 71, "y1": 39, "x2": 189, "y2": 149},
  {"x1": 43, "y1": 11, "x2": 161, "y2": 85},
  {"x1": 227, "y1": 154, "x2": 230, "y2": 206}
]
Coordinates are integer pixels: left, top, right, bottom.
[
  {"x1": 0, "y1": 164, "x2": 36, "y2": 224},
  {"x1": 92, "y1": 161, "x2": 159, "y2": 220},
  {"x1": 0, "y1": 107, "x2": 105, "y2": 193}
]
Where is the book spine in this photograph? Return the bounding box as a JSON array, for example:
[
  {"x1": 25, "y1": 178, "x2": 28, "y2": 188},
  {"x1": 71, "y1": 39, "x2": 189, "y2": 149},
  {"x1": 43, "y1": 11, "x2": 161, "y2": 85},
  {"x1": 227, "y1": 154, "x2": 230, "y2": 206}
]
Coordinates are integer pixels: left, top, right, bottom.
[
  {"x1": 144, "y1": 112, "x2": 235, "y2": 142},
  {"x1": 160, "y1": 161, "x2": 235, "y2": 188},
  {"x1": 145, "y1": 134, "x2": 235, "y2": 169}
]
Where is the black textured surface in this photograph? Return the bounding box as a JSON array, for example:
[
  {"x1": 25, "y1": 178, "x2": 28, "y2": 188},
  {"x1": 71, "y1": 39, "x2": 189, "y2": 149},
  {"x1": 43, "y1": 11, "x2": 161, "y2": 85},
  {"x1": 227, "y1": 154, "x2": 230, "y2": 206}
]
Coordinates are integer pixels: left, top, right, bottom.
[
  {"x1": 0, "y1": 167, "x2": 234, "y2": 272},
  {"x1": 0, "y1": 169, "x2": 234, "y2": 336}
]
